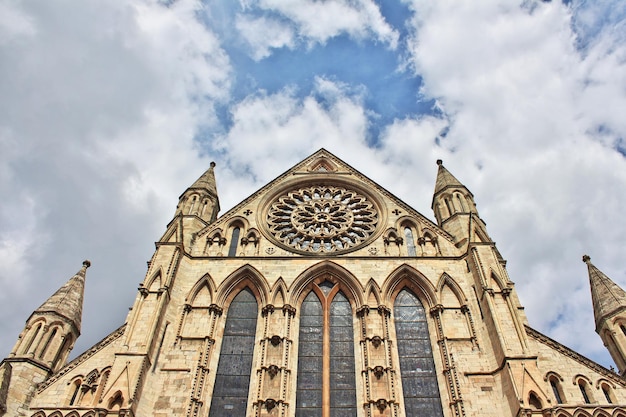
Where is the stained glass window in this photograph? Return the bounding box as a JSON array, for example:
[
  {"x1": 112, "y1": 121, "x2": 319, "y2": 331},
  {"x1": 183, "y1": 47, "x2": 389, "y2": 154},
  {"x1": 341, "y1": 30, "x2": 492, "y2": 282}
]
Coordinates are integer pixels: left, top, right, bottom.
[
  {"x1": 296, "y1": 291, "x2": 323, "y2": 417},
  {"x1": 228, "y1": 227, "x2": 240, "y2": 257},
  {"x1": 296, "y1": 283, "x2": 357, "y2": 417},
  {"x1": 330, "y1": 292, "x2": 357, "y2": 416},
  {"x1": 394, "y1": 289, "x2": 444, "y2": 417},
  {"x1": 209, "y1": 288, "x2": 258, "y2": 417},
  {"x1": 404, "y1": 227, "x2": 417, "y2": 256}
]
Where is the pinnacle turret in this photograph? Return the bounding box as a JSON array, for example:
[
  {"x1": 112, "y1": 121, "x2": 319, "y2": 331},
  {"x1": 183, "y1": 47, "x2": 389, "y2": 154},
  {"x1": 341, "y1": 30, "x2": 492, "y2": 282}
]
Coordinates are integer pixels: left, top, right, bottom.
[
  {"x1": 583, "y1": 255, "x2": 626, "y2": 330},
  {"x1": 34, "y1": 260, "x2": 90, "y2": 333},
  {"x1": 187, "y1": 161, "x2": 218, "y2": 198},
  {"x1": 430, "y1": 160, "x2": 487, "y2": 245},
  {"x1": 174, "y1": 161, "x2": 220, "y2": 225},
  {"x1": 433, "y1": 159, "x2": 466, "y2": 195}
]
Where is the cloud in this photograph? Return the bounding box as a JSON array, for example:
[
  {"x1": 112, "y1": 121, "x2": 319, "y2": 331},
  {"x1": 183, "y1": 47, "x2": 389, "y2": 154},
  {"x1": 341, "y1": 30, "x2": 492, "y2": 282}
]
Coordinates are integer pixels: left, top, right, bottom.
[
  {"x1": 0, "y1": 0, "x2": 232, "y2": 357},
  {"x1": 235, "y1": 14, "x2": 295, "y2": 60},
  {"x1": 401, "y1": 0, "x2": 626, "y2": 362},
  {"x1": 238, "y1": 0, "x2": 399, "y2": 51}
]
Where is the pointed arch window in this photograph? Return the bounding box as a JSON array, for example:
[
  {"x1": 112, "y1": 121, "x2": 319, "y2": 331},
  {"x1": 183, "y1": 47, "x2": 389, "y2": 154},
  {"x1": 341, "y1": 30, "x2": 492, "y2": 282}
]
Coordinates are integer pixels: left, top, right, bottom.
[
  {"x1": 394, "y1": 289, "x2": 444, "y2": 416},
  {"x1": 209, "y1": 288, "x2": 258, "y2": 417},
  {"x1": 21, "y1": 322, "x2": 42, "y2": 355},
  {"x1": 296, "y1": 281, "x2": 357, "y2": 417},
  {"x1": 68, "y1": 379, "x2": 81, "y2": 406},
  {"x1": 39, "y1": 327, "x2": 57, "y2": 360},
  {"x1": 601, "y1": 383, "x2": 613, "y2": 404},
  {"x1": 578, "y1": 380, "x2": 591, "y2": 404},
  {"x1": 404, "y1": 227, "x2": 417, "y2": 256},
  {"x1": 228, "y1": 227, "x2": 240, "y2": 257},
  {"x1": 549, "y1": 376, "x2": 564, "y2": 404}
]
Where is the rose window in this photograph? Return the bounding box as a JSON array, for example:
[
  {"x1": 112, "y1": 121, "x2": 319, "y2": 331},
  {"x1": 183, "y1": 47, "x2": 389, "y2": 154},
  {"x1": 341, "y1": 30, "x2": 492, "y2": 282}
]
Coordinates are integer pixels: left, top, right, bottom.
[{"x1": 266, "y1": 185, "x2": 378, "y2": 254}]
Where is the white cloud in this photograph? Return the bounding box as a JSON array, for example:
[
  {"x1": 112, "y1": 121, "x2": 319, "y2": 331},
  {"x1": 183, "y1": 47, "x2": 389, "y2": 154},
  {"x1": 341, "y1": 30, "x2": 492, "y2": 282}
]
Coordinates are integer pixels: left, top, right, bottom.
[
  {"x1": 401, "y1": 0, "x2": 626, "y2": 363},
  {"x1": 0, "y1": 0, "x2": 232, "y2": 358},
  {"x1": 236, "y1": 14, "x2": 295, "y2": 60},
  {"x1": 212, "y1": 77, "x2": 371, "y2": 197},
  {"x1": 241, "y1": 0, "x2": 399, "y2": 49}
]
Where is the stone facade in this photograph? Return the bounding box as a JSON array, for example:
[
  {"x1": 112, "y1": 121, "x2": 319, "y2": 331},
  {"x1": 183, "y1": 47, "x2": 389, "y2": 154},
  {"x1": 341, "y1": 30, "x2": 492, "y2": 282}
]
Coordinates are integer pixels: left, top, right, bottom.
[{"x1": 1, "y1": 149, "x2": 626, "y2": 417}]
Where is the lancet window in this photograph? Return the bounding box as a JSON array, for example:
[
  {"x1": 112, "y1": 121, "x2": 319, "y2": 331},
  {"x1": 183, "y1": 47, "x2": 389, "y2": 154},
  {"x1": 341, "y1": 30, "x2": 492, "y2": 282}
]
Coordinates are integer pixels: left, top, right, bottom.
[
  {"x1": 404, "y1": 227, "x2": 417, "y2": 256},
  {"x1": 296, "y1": 281, "x2": 357, "y2": 417},
  {"x1": 394, "y1": 289, "x2": 444, "y2": 416},
  {"x1": 209, "y1": 288, "x2": 258, "y2": 417}
]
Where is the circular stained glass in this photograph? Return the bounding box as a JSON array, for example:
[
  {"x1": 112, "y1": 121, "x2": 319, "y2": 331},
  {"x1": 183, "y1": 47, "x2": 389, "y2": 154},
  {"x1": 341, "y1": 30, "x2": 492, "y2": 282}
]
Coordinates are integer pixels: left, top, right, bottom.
[{"x1": 266, "y1": 185, "x2": 379, "y2": 254}]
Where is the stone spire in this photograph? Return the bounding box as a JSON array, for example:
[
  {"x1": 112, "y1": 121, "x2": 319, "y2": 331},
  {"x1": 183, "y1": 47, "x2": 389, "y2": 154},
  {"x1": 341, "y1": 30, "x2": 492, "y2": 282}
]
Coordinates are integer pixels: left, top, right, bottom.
[
  {"x1": 174, "y1": 161, "x2": 220, "y2": 224},
  {"x1": 34, "y1": 260, "x2": 90, "y2": 333},
  {"x1": 584, "y1": 255, "x2": 626, "y2": 330},
  {"x1": 187, "y1": 161, "x2": 218, "y2": 198},
  {"x1": 433, "y1": 159, "x2": 466, "y2": 195}
]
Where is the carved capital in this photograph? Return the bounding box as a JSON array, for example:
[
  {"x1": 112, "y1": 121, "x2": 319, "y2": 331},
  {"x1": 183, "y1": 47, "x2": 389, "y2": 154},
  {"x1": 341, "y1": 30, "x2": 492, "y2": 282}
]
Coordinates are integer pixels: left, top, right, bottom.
[
  {"x1": 356, "y1": 305, "x2": 370, "y2": 318},
  {"x1": 183, "y1": 303, "x2": 192, "y2": 313},
  {"x1": 377, "y1": 305, "x2": 391, "y2": 317},
  {"x1": 430, "y1": 304, "x2": 444, "y2": 317},
  {"x1": 460, "y1": 304, "x2": 470, "y2": 314},
  {"x1": 138, "y1": 286, "x2": 149, "y2": 297},
  {"x1": 373, "y1": 365, "x2": 385, "y2": 379},
  {"x1": 208, "y1": 304, "x2": 223, "y2": 316},
  {"x1": 262, "y1": 304, "x2": 275, "y2": 317},
  {"x1": 282, "y1": 304, "x2": 296, "y2": 317},
  {"x1": 501, "y1": 287, "x2": 512, "y2": 298}
]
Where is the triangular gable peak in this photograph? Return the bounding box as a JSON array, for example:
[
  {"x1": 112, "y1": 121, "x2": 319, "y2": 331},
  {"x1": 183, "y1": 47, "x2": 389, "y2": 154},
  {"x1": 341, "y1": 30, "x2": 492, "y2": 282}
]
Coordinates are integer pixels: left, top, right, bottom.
[{"x1": 194, "y1": 149, "x2": 455, "y2": 257}]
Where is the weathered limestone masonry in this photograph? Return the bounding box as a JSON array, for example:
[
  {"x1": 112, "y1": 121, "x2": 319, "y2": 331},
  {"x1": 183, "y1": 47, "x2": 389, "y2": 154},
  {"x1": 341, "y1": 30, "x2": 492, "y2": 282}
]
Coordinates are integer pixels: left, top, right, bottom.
[{"x1": 2, "y1": 149, "x2": 626, "y2": 417}]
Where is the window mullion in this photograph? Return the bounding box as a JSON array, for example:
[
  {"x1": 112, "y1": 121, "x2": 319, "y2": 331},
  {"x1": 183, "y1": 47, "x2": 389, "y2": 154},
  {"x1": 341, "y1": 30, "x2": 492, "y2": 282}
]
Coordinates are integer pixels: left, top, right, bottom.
[{"x1": 322, "y1": 296, "x2": 331, "y2": 417}]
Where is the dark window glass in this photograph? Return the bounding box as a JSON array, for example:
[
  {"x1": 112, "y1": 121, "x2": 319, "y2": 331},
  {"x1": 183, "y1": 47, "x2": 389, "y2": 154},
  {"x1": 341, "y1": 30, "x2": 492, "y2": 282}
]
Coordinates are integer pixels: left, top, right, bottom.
[
  {"x1": 296, "y1": 291, "x2": 323, "y2": 416},
  {"x1": 550, "y1": 378, "x2": 563, "y2": 404},
  {"x1": 579, "y1": 382, "x2": 590, "y2": 404},
  {"x1": 209, "y1": 288, "x2": 257, "y2": 417},
  {"x1": 394, "y1": 289, "x2": 444, "y2": 417},
  {"x1": 228, "y1": 227, "x2": 240, "y2": 257},
  {"x1": 330, "y1": 292, "x2": 357, "y2": 416}
]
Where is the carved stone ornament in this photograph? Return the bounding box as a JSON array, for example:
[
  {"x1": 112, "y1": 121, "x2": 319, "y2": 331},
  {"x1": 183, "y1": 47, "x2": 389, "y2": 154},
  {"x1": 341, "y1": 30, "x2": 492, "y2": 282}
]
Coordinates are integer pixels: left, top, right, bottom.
[
  {"x1": 266, "y1": 185, "x2": 379, "y2": 254},
  {"x1": 270, "y1": 335, "x2": 282, "y2": 346},
  {"x1": 267, "y1": 364, "x2": 279, "y2": 379},
  {"x1": 373, "y1": 365, "x2": 385, "y2": 379},
  {"x1": 264, "y1": 398, "x2": 277, "y2": 411},
  {"x1": 375, "y1": 399, "x2": 388, "y2": 412},
  {"x1": 371, "y1": 335, "x2": 383, "y2": 348}
]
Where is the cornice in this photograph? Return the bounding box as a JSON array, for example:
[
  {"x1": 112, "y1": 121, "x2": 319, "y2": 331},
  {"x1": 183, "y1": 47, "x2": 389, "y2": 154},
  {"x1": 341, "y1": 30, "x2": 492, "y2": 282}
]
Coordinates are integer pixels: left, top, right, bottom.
[{"x1": 525, "y1": 325, "x2": 626, "y2": 387}]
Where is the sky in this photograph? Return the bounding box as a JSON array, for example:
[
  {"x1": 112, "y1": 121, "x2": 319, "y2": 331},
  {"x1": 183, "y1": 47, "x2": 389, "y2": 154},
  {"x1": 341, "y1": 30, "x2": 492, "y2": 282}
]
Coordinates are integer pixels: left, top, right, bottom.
[{"x1": 1, "y1": 0, "x2": 626, "y2": 370}]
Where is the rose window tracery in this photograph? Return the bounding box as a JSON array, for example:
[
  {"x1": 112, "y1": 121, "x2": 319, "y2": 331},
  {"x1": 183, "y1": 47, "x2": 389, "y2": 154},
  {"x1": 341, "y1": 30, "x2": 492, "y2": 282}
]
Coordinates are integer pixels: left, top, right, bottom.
[{"x1": 266, "y1": 185, "x2": 379, "y2": 254}]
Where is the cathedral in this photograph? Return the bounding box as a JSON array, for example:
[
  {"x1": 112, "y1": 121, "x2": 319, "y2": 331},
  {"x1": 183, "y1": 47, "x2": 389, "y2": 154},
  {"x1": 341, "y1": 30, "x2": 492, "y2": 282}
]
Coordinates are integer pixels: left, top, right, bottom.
[{"x1": 2, "y1": 148, "x2": 626, "y2": 417}]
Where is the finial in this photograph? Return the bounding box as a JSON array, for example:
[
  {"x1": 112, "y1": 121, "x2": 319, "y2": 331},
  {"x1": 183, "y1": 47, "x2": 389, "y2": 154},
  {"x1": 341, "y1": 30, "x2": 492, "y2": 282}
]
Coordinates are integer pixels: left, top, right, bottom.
[
  {"x1": 436, "y1": 159, "x2": 443, "y2": 166},
  {"x1": 582, "y1": 255, "x2": 591, "y2": 263},
  {"x1": 83, "y1": 260, "x2": 91, "y2": 268},
  {"x1": 210, "y1": 161, "x2": 216, "y2": 168}
]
